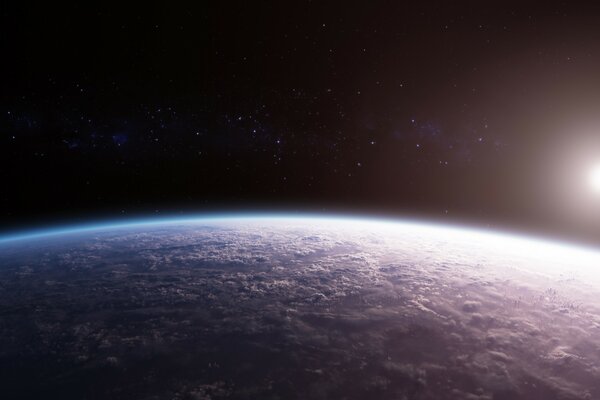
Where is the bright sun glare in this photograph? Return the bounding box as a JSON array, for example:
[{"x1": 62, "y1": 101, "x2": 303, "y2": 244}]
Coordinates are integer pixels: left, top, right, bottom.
[{"x1": 588, "y1": 164, "x2": 600, "y2": 194}]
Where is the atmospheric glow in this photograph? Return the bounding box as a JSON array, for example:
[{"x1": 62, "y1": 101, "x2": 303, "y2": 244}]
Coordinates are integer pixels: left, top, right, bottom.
[
  {"x1": 589, "y1": 163, "x2": 600, "y2": 194},
  {"x1": 0, "y1": 212, "x2": 599, "y2": 255},
  {"x1": 1, "y1": 213, "x2": 600, "y2": 284}
]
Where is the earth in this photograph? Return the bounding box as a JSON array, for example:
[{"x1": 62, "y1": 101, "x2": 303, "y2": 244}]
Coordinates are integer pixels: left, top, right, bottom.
[{"x1": 2, "y1": 216, "x2": 600, "y2": 400}]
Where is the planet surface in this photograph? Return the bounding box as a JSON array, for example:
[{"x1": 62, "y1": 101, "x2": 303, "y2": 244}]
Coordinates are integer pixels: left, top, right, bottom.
[{"x1": 2, "y1": 215, "x2": 600, "y2": 400}]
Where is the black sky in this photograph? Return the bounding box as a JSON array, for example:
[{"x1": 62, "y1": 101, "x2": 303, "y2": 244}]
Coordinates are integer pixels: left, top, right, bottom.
[{"x1": 3, "y1": 1, "x2": 600, "y2": 244}]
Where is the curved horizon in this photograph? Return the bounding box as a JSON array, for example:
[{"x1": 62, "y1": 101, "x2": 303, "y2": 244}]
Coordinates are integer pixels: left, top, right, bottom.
[{"x1": 1, "y1": 211, "x2": 600, "y2": 255}]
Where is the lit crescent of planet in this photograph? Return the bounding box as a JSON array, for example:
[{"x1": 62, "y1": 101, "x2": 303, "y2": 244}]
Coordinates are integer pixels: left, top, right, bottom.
[{"x1": 1, "y1": 215, "x2": 600, "y2": 399}]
